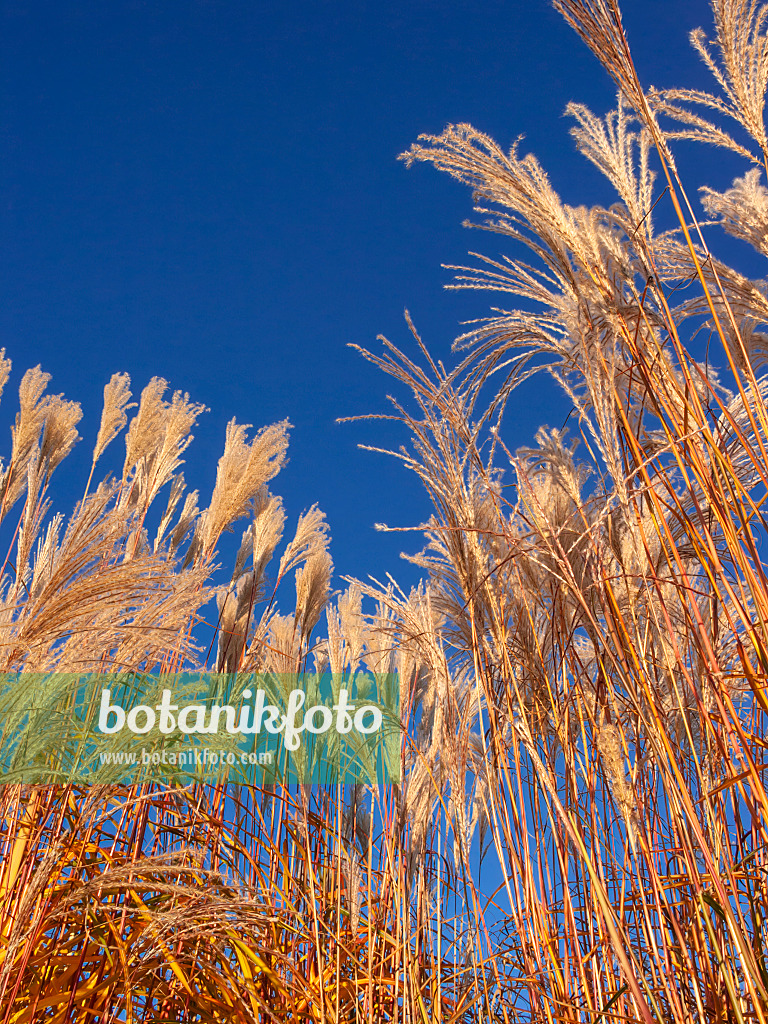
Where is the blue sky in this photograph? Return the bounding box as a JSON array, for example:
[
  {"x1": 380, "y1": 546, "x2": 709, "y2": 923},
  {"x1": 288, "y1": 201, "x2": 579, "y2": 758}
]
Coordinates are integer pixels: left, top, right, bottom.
[{"x1": 0, "y1": 0, "x2": 739, "y2": 596}]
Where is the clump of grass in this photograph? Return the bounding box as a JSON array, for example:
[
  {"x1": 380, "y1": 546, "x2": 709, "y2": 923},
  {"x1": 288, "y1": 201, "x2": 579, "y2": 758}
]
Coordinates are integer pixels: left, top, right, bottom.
[
  {"x1": 344, "y1": 1, "x2": 768, "y2": 1021},
  {"x1": 6, "y1": 1, "x2": 768, "y2": 1021},
  {"x1": 0, "y1": 361, "x2": 470, "y2": 1021}
]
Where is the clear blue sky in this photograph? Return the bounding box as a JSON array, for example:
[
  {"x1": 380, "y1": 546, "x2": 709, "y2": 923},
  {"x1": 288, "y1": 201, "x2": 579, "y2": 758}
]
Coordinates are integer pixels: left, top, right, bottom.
[{"x1": 0, "y1": 0, "x2": 735, "y2": 593}]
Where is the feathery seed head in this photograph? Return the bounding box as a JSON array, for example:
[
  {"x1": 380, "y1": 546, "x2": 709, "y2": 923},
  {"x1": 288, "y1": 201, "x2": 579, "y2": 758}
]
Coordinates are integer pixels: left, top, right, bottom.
[
  {"x1": 202, "y1": 418, "x2": 290, "y2": 556},
  {"x1": 92, "y1": 373, "x2": 134, "y2": 468}
]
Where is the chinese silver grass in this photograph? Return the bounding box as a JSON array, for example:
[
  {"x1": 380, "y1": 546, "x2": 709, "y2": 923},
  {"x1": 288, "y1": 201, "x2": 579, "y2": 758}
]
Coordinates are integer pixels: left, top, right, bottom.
[
  {"x1": 169, "y1": 489, "x2": 200, "y2": 554},
  {"x1": 153, "y1": 472, "x2": 186, "y2": 553},
  {"x1": 0, "y1": 367, "x2": 51, "y2": 523},
  {"x1": 122, "y1": 376, "x2": 169, "y2": 481},
  {"x1": 37, "y1": 394, "x2": 82, "y2": 481},
  {"x1": 91, "y1": 372, "x2": 133, "y2": 471},
  {"x1": 276, "y1": 504, "x2": 330, "y2": 579},
  {"x1": 294, "y1": 548, "x2": 333, "y2": 640},
  {"x1": 251, "y1": 486, "x2": 285, "y2": 581},
  {"x1": 199, "y1": 418, "x2": 290, "y2": 558},
  {"x1": 649, "y1": 0, "x2": 768, "y2": 166},
  {"x1": 0, "y1": 350, "x2": 12, "y2": 408}
]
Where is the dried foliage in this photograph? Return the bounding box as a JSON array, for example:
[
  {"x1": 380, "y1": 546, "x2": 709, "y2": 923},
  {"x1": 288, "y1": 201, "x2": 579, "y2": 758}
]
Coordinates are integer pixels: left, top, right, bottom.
[{"x1": 6, "y1": 1, "x2": 768, "y2": 1021}]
